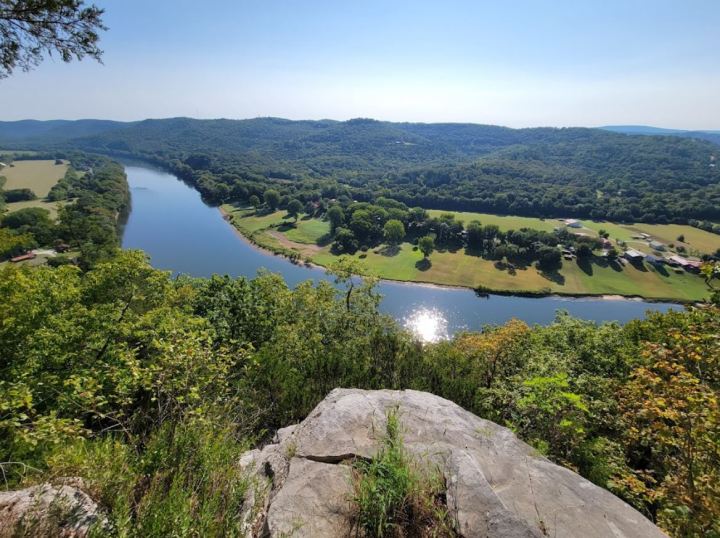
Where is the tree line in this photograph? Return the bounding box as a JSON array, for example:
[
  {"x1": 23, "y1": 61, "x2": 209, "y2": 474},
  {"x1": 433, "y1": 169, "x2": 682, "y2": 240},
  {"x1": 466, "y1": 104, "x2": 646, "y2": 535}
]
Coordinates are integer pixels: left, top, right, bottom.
[{"x1": 3, "y1": 117, "x2": 718, "y2": 224}]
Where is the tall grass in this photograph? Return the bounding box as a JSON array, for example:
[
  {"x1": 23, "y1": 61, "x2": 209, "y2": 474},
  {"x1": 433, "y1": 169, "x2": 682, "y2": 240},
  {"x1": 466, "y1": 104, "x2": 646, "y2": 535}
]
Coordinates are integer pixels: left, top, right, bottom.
[
  {"x1": 45, "y1": 417, "x2": 250, "y2": 537},
  {"x1": 350, "y1": 409, "x2": 457, "y2": 537}
]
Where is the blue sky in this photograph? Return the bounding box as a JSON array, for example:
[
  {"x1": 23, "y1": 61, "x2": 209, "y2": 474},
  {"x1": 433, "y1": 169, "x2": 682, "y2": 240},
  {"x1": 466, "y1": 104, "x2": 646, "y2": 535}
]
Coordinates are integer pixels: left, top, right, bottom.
[{"x1": 1, "y1": 0, "x2": 718, "y2": 128}]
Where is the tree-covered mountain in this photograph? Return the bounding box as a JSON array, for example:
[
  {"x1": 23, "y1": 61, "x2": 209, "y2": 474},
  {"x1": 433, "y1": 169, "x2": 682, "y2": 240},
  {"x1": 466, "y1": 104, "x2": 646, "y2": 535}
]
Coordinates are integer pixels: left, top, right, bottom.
[
  {"x1": 602, "y1": 125, "x2": 720, "y2": 145},
  {"x1": 0, "y1": 119, "x2": 132, "y2": 144},
  {"x1": 1, "y1": 117, "x2": 718, "y2": 221}
]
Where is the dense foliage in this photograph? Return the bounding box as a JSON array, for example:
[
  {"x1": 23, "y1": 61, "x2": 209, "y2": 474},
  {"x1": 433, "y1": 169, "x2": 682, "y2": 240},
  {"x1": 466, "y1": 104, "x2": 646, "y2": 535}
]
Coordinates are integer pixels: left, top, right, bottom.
[
  {"x1": 2, "y1": 117, "x2": 718, "y2": 222},
  {"x1": 0, "y1": 252, "x2": 718, "y2": 536},
  {"x1": 0, "y1": 0, "x2": 106, "y2": 78},
  {"x1": 0, "y1": 154, "x2": 129, "y2": 266}
]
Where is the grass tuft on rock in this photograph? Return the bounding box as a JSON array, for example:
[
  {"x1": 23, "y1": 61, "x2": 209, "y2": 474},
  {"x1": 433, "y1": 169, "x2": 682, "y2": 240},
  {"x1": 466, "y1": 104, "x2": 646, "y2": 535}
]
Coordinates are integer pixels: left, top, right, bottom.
[{"x1": 350, "y1": 408, "x2": 457, "y2": 537}]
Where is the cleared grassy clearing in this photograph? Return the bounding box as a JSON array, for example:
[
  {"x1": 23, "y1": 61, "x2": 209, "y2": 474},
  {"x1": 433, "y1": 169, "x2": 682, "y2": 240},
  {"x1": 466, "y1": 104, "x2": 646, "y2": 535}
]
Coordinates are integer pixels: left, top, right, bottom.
[
  {"x1": 629, "y1": 223, "x2": 720, "y2": 254},
  {"x1": 224, "y1": 207, "x2": 712, "y2": 301},
  {"x1": 221, "y1": 204, "x2": 330, "y2": 244},
  {"x1": 313, "y1": 242, "x2": 709, "y2": 300},
  {"x1": 5, "y1": 199, "x2": 66, "y2": 219},
  {"x1": 1, "y1": 159, "x2": 68, "y2": 197},
  {"x1": 426, "y1": 209, "x2": 558, "y2": 232},
  {"x1": 430, "y1": 209, "x2": 720, "y2": 255}
]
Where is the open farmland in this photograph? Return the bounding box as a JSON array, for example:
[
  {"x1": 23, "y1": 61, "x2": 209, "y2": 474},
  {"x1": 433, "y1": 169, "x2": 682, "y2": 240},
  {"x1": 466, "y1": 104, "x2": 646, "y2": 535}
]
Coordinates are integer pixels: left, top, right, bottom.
[
  {"x1": 1, "y1": 159, "x2": 68, "y2": 197},
  {"x1": 225, "y1": 206, "x2": 713, "y2": 302}
]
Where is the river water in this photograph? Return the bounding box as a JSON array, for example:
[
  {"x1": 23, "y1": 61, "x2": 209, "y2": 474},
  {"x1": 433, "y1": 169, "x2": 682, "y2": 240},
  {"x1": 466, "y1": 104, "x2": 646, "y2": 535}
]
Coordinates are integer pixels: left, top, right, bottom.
[{"x1": 120, "y1": 165, "x2": 677, "y2": 340}]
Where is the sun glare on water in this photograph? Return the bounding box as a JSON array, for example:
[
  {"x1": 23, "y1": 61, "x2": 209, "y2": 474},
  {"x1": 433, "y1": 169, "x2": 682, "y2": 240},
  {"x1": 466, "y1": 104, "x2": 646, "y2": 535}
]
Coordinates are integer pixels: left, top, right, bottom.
[{"x1": 403, "y1": 307, "x2": 449, "y2": 343}]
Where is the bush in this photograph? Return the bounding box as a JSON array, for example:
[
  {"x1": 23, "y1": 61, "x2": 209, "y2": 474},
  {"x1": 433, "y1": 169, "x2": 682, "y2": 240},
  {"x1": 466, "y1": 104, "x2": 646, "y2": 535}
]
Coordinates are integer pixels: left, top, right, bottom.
[{"x1": 3, "y1": 188, "x2": 37, "y2": 202}]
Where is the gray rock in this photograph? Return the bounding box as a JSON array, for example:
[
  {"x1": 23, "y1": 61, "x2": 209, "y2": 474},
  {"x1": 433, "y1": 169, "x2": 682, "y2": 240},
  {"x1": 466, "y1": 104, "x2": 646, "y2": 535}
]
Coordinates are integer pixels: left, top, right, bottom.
[
  {"x1": 266, "y1": 458, "x2": 352, "y2": 537},
  {"x1": 0, "y1": 482, "x2": 104, "y2": 537},
  {"x1": 239, "y1": 388, "x2": 667, "y2": 538}
]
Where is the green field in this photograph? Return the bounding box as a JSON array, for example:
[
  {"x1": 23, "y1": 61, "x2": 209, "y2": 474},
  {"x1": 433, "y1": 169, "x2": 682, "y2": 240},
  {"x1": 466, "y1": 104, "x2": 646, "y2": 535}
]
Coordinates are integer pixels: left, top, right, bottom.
[
  {"x1": 426, "y1": 209, "x2": 559, "y2": 233},
  {"x1": 1, "y1": 159, "x2": 68, "y2": 197},
  {"x1": 5, "y1": 199, "x2": 67, "y2": 219},
  {"x1": 224, "y1": 207, "x2": 714, "y2": 302},
  {"x1": 430, "y1": 209, "x2": 720, "y2": 256},
  {"x1": 222, "y1": 205, "x2": 330, "y2": 243}
]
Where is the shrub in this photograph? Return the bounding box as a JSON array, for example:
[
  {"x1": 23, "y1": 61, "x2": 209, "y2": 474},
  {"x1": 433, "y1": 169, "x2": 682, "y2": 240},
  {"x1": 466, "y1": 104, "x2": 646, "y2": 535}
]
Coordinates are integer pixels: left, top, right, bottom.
[{"x1": 3, "y1": 188, "x2": 37, "y2": 202}]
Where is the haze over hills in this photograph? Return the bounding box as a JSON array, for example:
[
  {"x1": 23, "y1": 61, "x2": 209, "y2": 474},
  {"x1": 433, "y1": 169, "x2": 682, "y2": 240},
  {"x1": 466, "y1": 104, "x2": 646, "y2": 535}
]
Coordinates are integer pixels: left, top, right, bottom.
[
  {"x1": 2, "y1": 117, "x2": 719, "y2": 222},
  {"x1": 601, "y1": 125, "x2": 720, "y2": 145}
]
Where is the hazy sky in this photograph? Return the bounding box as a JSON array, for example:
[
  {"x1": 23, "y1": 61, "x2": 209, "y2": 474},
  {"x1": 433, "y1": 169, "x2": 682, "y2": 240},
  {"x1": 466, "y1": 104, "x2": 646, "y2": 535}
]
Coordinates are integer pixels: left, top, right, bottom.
[{"x1": 1, "y1": 0, "x2": 719, "y2": 128}]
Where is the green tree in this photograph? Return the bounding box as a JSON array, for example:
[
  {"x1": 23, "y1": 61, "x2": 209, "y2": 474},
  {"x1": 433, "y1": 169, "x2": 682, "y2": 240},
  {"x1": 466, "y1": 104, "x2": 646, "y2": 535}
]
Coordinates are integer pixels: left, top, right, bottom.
[
  {"x1": 383, "y1": 219, "x2": 405, "y2": 246},
  {"x1": 619, "y1": 308, "x2": 720, "y2": 535},
  {"x1": 576, "y1": 243, "x2": 593, "y2": 258},
  {"x1": 263, "y1": 189, "x2": 280, "y2": 210},
  {"x1": 248, "y1": 194, "x2": 260, "y2": 209},
  {"x1": 1, "y1": 206, "x2": 55, "y2": 245},
  {"x1": 286, "y1": 199, "x2": 303, "y2": 222},
  {"x1": 466, "y1": 220, "x2": 483, "y2": 248},
  {"x1": 537, "y1": 246, "x2": 562, "y2": 271},
  {"x1": 332, "y1": 227, "x2": 358, "y2": 254},
  {"x1": 327, "y1": 205, "x2": 345, "y2": 233},
  {"x1": 418, "y1": 235, "x2": 434, "y2": 258},
  {"x1": 0, "y1": 0, "x2": 106, "y2": 78}
]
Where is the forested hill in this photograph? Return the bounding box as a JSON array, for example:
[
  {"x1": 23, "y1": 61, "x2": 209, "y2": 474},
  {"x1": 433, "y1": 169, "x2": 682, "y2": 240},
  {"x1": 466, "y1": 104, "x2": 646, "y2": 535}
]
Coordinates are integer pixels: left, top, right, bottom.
[
  {"x1": 602, "y1": 125, "x2": 720, "y2": 145},
  {"x1": 1, "y1": 117, "x2": 719, "y2": 221},
  {"x1": 0, "y1": 119, "x2": 132, "y2": 144}
]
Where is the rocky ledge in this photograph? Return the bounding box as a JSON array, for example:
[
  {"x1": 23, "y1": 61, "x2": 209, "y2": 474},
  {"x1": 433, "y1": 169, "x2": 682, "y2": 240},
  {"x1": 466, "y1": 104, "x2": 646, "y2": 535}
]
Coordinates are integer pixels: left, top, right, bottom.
[
  {"x1": 239, "y1": 388, "x2": 666, "y2": 538},
  {"x1": 0, "y1": 481, "x2": 104, "y2": 537}
]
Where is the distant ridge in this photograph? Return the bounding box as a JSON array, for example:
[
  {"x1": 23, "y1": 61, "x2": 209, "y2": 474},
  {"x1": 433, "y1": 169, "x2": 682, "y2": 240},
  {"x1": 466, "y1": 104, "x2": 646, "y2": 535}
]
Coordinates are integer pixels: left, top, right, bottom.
[
  {"x1": 601, "y1": 125, "x2": 720, "y2": 144},
  {"x1": 0, "y1": 119, "x2": 133, "y2": 144}
]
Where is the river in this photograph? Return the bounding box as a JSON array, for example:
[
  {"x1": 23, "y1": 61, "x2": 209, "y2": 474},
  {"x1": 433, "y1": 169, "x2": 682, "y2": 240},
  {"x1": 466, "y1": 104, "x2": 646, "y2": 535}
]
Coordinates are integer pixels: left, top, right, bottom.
[{"x1": 120, "y1": 164, "x2": 677, "y2": 341}]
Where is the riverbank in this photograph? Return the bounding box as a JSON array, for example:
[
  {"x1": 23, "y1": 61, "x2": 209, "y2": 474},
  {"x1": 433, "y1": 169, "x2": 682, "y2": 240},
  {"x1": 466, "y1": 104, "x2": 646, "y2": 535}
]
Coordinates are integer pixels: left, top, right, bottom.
[{"x1": 219, "y1": 204, "x2": 707, "y2": 304}]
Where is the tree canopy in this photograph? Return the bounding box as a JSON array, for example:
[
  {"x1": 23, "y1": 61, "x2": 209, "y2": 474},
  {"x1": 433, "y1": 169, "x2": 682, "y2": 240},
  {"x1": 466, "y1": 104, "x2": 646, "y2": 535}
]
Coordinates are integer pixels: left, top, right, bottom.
[{"x1": 0, "y1": 0, "x2": 106, "y2": 78}]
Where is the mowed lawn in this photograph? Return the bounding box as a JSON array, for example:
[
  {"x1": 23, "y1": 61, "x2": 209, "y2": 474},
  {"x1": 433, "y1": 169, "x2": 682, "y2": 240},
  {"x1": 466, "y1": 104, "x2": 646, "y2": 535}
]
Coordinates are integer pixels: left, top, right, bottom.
[
  {"x1": 430, "y1": 209, "x2": 720, "y2": 255},
  {"x1": 1, "y1": 160, "x2": 68, "y2": 197},
  {"x1": 5, "y1": 199, "x2": 67, "y2": 219},
  {"x1": 223, "y1": 207, "x2": 713, "y2": 301},
  {"x1": 221, "y1": 204, "x2": 329, "y2": 243},
  {"x1": 312, "y1": 242, "x2": 710, "y2": 301},
  {"x1": 426, "y1": 209, "x2": 558, "y2": 233}
]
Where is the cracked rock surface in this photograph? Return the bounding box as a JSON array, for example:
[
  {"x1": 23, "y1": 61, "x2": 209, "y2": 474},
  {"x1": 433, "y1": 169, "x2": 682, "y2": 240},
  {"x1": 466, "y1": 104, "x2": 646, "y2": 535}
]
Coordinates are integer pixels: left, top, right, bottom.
[
  {"x1": 0, "y1": 482, "x2": 104, "y2": 537},
  {"x1": 239, "y1": 388, "x2": 667, "y2": 538}
]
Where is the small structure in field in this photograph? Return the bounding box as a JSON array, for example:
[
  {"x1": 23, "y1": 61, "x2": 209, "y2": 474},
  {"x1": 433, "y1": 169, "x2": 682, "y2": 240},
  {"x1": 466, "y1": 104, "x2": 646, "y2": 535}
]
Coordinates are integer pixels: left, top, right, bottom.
[
  {"x1": 645, "y1": 254, "x2": 664, "y2": 265},
  {"x1": 667, "y1": 255, "x2": 702, "y2": 272},
  {"x1": 649, "y1": 240, "x2": 666, "y2": 251},
  {"x1": 564, "y1": 219, "x2": 582, "y2": 228},
  {"x1": 623, "y1": 249, "x2": 645, "y2": 261}
]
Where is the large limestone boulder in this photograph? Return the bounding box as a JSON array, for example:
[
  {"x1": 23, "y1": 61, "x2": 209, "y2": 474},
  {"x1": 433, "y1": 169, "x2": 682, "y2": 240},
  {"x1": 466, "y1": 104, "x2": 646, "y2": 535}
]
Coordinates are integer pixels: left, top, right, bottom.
[
  {"x1": 0, "y1": 481, "x2": 104, "y2": 537},
  {"x1": 240, "y1": 388, "x2": 666, "y2": 538}
]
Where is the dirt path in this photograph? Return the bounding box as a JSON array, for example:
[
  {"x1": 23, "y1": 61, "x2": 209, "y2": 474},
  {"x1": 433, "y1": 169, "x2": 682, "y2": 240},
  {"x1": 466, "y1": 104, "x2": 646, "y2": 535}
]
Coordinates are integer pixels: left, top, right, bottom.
[{"x1": 267, "y1": 230, "x2": 323, "y2": 255}]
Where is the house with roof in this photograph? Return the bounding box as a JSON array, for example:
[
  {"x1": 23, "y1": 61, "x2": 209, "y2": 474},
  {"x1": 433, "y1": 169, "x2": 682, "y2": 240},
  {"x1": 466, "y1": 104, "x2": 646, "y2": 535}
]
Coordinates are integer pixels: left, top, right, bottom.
[
  {"x1": 649, "y1": 240, "x2": 666, "y2": 251},
  {"x1": 666, "y1": 254, "x2": 702, "y2": 272},
  {"x1": 623, "y1": 248, "x2": 645, "y2": 261}
]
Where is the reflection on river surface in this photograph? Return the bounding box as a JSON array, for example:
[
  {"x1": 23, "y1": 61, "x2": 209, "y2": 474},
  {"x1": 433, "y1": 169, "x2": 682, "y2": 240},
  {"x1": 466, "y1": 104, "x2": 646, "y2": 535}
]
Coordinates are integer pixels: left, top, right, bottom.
[
  {"x1": 403, "y1": 307, "x2": 449, "y2": 343},
  {"x1": 121, "y1": 164, "x2": 678, "y2": 340}
]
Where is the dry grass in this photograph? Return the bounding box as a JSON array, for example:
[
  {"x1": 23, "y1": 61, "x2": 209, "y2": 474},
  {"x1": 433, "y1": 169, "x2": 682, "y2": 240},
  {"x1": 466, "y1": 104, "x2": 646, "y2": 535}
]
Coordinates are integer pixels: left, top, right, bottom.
[{"x1": 1, "y1": 160, "x2": 68, "y2": 197}]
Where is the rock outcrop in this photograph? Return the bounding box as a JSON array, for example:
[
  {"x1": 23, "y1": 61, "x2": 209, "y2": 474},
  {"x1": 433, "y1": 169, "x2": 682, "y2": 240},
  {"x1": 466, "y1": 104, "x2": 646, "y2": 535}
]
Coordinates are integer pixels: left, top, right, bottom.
[
  {"x1": 239, "y1": 388, "x2": 666, "y2": 538},
  {"x1": 0, "y1": 482, "x2": 104, "y2": 537}
]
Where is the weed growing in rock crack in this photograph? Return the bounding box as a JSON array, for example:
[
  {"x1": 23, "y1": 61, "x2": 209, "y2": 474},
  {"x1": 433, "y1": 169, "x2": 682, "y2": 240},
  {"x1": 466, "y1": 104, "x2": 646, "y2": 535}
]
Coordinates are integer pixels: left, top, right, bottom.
[{"x1": 350, "y1": 408, "x2": 457, "y2": 537}]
